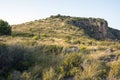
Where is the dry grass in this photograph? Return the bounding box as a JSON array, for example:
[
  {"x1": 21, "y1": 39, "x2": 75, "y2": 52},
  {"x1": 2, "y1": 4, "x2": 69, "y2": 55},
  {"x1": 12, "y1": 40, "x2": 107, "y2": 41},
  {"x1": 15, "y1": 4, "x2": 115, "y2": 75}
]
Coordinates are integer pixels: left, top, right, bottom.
[{"x1": 0, "y1": 16, "x2": 120, "y2": 80}]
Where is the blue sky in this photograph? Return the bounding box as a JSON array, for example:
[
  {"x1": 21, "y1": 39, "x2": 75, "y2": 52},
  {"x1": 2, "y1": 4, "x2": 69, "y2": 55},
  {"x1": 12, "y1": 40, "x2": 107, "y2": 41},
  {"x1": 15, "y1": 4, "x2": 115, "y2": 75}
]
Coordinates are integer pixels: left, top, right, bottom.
[{"x1": 0, "y1": 0, "x2": 120, "y2": 30}]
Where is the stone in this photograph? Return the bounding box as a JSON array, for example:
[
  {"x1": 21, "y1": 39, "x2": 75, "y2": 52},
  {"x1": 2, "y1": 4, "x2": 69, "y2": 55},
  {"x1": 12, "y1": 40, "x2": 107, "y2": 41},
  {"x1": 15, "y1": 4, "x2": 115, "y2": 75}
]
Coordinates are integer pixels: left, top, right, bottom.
[{"x1": 65, "y1": 46, "x2": 80, "y2": 53}]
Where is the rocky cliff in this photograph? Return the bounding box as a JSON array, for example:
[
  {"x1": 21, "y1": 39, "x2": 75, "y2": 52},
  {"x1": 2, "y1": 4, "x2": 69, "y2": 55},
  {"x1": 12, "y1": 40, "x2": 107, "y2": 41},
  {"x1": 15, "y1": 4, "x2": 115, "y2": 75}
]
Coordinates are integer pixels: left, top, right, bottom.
[
  {"x1": 67, "y1": 17, "x2": 120, "y2": 40},
  {"x1": 108, "y1": 27, "x2": 120, "y2": 40}
]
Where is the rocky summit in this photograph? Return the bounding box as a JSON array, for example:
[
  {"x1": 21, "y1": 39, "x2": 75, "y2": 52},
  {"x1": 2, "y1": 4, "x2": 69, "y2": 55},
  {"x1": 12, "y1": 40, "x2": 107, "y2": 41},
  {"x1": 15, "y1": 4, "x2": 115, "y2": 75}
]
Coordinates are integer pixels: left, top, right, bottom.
[
  {"x1": 68, "y1": 18, "x2": 109, "y2": 40},
  {"x1": 68, "y1": 17, "x2": 120, "y2": 40}
]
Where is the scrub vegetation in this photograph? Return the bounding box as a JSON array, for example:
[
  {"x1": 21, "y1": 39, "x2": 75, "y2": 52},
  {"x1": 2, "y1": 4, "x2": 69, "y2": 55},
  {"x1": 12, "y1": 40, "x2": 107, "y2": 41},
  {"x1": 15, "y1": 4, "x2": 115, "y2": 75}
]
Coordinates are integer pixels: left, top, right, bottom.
[{"x1": 0, "y1": 15, "x2": 120, "y2": 80}]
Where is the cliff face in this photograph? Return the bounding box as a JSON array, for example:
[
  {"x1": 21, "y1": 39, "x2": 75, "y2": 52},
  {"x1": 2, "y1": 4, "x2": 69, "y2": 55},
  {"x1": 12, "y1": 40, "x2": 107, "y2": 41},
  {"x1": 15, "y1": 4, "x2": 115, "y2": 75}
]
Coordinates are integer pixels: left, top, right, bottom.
[
  {"x1": 108, "y1": 28, "x2": 120, "y2": 40},
  {"x1": 68, "y1": 18, "x2": 120, "y2": 40}
]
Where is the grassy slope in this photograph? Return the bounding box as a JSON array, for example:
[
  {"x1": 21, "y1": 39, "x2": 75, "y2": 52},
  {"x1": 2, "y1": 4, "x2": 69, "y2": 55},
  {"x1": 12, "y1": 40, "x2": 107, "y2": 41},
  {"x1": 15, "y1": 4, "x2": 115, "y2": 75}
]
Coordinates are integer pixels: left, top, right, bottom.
[{"x1": 0, "y1": 15, "x2": 120, "y2": 80}]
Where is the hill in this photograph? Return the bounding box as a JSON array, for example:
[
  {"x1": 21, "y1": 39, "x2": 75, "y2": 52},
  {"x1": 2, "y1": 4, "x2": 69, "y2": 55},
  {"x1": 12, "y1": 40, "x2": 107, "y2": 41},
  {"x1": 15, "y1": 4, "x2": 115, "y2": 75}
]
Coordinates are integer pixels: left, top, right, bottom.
[
  {"x1": 0, "y1": 15, "x2": 120, "y2": 80},
  {"x1": 12, "y1": 14, "x2": 120, "y2": 40}
]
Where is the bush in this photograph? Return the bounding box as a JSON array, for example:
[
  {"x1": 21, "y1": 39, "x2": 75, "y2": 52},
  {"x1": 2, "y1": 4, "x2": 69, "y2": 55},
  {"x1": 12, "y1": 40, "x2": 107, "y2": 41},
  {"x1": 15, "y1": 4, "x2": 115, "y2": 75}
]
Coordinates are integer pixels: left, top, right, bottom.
[
  {"x1": 8, "y1": 71, "x2": 33, "y2": 80},
  {"x1": 7, "y1": 71, "x2": 21, "y2": 80},
  {"x1": 0, "y1": 44, "x2": 35, "y2": 78},
  {"x1": 0, "y1": 19, "x2": 11, "y2": 35},
  {"x1": 59, "y1": 53, "x2": 83, "y2": 77},
  {"x1": 21, "y1": 71, "x2": 32, "y2": 80},
  {"x1": 80, "y1": 45, "x2": 87, "y2": 51},
  {"x1": 32, "y1": 33, "x2": 40, "y2": 40},
  {"x1": 80, "y1": 45, "x2": 88, "y2": 53},
  {"x1": 42, "y1": 67, "x2": 56, "y2": 80},
  {"x1": 32, "y1": 35, "x2": 40, "y2": 40}
]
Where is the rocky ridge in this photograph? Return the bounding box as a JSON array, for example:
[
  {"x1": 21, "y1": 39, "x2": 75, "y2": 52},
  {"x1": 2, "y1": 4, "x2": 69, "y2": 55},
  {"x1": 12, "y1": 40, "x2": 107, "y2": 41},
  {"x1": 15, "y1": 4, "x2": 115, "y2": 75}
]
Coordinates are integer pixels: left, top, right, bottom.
[{"x1": 67, "y1": 17, "x2": 120, "y2": 40}]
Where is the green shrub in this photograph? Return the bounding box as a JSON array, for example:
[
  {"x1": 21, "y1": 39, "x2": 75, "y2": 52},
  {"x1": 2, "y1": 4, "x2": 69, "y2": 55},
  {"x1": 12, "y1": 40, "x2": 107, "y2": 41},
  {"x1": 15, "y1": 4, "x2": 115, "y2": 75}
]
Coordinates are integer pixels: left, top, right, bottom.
[
  {"x1": 60, "y1": 53, "x2": 83, "y2": 77},
  {"x1": 42, "y1": 67, "x2": 56, "y2": 80},
  {"x1": 32, "y1": 35, "x2": 40, "y2": 40},
  {"x1": 0, "y1": 44, "x2": 35, "y2": 78},
  {"x1": 43, "y1": 33, "x2": 48, "y2": 37},
  {"x1": 7, "y1": 71, "x2": 21, "y2": 80},
  {"x1": 80, "y1": 45, "x2": 87, "y2": 51},
  {"x1": 80, "y1": 46, "x2": 88, "y2": 53},
  {"x1": 21, "y1": 71, "x2": 32, "y2": 80},
  {"x1": 0, "y1": 19, "x2": 11, "y2": 35}
]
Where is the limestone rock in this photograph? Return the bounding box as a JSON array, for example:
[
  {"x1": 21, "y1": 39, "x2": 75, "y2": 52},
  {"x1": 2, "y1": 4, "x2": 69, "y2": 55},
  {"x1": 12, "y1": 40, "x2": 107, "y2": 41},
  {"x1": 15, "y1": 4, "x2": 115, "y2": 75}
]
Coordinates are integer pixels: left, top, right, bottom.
[{"x1": 68, "y1": 17, "x2": 120, "y2": 40}]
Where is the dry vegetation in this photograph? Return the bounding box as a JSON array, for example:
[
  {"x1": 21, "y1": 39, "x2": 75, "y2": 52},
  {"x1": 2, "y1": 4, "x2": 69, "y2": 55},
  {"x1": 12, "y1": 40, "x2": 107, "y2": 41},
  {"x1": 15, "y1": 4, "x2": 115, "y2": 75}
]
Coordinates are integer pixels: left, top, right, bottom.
[{"x1": 0, "y1": 15, "x2": 120, "y2": 80}]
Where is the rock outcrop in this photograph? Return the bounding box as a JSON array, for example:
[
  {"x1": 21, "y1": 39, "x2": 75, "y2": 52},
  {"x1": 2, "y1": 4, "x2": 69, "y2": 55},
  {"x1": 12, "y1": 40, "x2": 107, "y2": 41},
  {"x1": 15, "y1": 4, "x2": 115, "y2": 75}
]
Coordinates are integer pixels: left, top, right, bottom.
[
  {"x1": 68, "y1": 17, "x2": 120, "y2": 40},
  {"x1": 108, "y1": 27, "x2": 120, "y2": 40}
]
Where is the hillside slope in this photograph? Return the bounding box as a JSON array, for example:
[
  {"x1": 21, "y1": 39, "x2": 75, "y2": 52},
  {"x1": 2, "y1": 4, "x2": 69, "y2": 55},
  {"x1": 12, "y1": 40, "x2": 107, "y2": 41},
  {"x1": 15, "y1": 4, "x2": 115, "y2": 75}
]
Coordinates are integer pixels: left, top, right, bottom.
[
  {"x1": 0, "y1": 15, "x2": 120, "y2": 80},
  {"x1": 12, "y1": 15, "x2": 120, "y2": 40}
]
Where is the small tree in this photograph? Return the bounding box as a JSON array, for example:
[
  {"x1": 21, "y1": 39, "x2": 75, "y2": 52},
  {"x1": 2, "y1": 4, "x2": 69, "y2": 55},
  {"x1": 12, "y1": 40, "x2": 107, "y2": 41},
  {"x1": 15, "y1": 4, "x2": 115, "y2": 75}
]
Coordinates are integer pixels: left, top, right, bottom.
[{"x1": 0, "y1": 19, "x2": 11, "y2": 35}]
